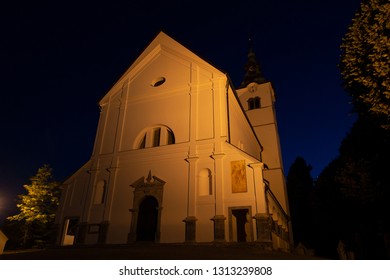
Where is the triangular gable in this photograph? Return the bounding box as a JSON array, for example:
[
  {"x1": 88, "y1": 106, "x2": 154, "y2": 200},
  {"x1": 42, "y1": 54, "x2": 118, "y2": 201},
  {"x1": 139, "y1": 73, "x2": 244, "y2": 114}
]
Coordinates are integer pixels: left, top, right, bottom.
[
  {"x1": 61, "y1": 159, "x2": 91, "y2": 186},
  {"x1": 99, "y1": 31, "x2": 225, "y2": 105},
  {"x1": 96, "y1": 31, "x2": 262, "y2": 160}
]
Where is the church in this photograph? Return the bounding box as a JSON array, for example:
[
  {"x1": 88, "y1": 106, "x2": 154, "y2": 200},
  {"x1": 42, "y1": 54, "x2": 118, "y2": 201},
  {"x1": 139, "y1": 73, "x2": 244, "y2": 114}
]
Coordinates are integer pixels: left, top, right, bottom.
[{"x1": 54, "y1": 31, "x2": 291, "y2": 251}]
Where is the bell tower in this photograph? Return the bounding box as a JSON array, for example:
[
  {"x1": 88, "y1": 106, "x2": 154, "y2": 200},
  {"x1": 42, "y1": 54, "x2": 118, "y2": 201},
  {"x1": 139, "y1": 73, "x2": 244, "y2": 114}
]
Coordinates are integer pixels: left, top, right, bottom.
[{"x1": 235, "y1": 41, "x2": 289, "y2": 214}]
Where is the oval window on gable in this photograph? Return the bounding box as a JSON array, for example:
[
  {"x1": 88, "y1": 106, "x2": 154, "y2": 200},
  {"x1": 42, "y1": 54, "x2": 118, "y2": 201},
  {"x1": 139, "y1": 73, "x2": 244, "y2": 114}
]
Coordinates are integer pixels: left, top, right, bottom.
[
  {"x1": 136, "y1": 125, "x2": 175, "y2": 149},
  {"x1": 150, "y1": 77, "x2": 166, "y2": 87}
]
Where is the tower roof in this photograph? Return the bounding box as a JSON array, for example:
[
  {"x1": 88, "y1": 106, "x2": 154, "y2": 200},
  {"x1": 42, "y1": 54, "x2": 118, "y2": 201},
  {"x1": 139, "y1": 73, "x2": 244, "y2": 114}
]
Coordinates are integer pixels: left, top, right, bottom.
[{"x1": 238, "y1": 38, "x2": 267, "y2": 88}]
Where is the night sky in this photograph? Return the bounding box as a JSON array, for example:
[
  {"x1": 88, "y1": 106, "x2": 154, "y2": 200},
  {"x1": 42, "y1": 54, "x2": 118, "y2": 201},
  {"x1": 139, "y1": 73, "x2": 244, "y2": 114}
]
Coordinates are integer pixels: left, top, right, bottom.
[{"x1": 0, "y1": 0, "x2": 362, "y2": 222}]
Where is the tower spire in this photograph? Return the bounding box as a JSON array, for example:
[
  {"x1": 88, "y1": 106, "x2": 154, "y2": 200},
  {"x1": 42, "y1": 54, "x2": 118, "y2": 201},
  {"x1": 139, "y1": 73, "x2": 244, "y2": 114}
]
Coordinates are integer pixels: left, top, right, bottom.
[{"x1": 239, "y1": 36, "x2": 267, "y2": 88}]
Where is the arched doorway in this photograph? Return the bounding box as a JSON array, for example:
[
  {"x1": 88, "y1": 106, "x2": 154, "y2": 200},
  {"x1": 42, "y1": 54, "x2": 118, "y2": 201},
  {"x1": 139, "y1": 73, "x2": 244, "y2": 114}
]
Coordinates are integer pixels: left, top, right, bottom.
[{"x1": 136, "y1": 196, "x2": 158, "y2": 241}]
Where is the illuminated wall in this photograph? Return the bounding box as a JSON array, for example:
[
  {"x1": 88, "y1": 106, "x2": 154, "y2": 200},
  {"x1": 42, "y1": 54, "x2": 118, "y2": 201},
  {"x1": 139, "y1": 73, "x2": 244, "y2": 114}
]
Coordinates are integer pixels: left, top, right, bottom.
[{"x1": 55, "y1": 32, "x2": 290, "y2": 250}]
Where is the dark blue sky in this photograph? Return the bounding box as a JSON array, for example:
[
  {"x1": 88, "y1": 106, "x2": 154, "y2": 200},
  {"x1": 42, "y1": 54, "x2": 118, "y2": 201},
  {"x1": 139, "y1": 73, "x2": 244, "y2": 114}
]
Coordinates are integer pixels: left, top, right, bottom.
[{"x1": 0, "y1": 0, "x2": 361, "y2": 222}]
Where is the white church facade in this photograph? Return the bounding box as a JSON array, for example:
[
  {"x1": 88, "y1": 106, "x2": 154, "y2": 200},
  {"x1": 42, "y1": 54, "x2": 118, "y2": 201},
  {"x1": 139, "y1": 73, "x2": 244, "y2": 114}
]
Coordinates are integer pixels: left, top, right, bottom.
[{"x1": 55, "y1": 31, "x2": 291, "y2": 251}]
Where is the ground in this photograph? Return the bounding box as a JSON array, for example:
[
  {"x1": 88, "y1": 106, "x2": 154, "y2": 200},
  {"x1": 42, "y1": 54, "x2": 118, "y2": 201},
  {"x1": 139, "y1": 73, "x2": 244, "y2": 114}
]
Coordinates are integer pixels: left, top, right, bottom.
[{"x1": 0, "y1": 243, "x2": 323, "y2": 260}]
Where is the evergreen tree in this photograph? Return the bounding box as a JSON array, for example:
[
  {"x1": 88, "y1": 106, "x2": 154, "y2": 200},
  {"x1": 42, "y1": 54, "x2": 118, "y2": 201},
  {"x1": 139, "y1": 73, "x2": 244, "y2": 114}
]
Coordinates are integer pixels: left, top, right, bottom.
[
  {"x1": 7, "y1": 164, "x2": 61, "y2": 247},
  {"x1": 314, "y1": 158, "x2": 346, "y2": 259},
  {"x1": 337, "y1": 117, "x2": 390, "y2": 258},
  {"x1": 286, "y1": 157, "x2": 314, "y2": 247},
  {"x1": 313, "y1": 0, "x2": 390, "y2": 259},
  {"x1": 315, "y1": 117, "x2": 390, "y2": 259},
  {"x1": 339, "y1": 0, "x2": 390, "y2": 129}
]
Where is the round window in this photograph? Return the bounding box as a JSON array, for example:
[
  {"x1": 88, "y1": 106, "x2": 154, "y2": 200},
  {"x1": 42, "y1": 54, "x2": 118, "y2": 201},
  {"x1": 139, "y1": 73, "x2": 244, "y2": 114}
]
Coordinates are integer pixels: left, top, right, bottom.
[{"x1": 150, "y1": 77, "x2": 166, "y2": 87}]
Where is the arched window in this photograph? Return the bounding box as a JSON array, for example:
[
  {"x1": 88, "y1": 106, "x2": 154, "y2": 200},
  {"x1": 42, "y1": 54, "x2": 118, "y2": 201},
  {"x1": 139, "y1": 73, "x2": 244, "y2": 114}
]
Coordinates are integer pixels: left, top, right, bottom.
[
  {"x1": 152, "y1": 127, "x2": 161, "y2": 147},
  {"x1": 198, "y1": 168, "x2": 212, "y2": 196},
  {"x1": 254, "y1": 96, "x2": 261, "y2": 108},
  {"x1": 167, "y1": 129, "x2": 175, "y2": 145},
  {"x1": 136, "y1": 125, "x2": 175, "y2": 149},
  {"x1": 139, "y1": 134, "x2": 146, "y2": 149},
  {"x1": 248, "y1": 98, "x2": 254, "y2": 110},
  {"x1": 247, "y1": 97, "x2": 261, "y2": 110}
]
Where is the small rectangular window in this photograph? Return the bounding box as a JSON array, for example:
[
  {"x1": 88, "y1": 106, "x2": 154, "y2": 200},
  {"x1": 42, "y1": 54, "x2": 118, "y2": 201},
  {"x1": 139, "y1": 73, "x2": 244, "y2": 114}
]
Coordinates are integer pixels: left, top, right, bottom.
[{"x1": 88, "y1": 224, "x2": 100, "y2": 234}]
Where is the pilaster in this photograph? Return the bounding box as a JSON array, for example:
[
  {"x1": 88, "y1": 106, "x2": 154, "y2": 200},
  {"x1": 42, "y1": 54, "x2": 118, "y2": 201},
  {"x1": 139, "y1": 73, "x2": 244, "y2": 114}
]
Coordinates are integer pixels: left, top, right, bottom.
[
  {"x1": 75, "y1": 222, "x2": 88, "y2": 245},
  {"x1": 253, "y1": 213, "x2": 273, "y2": 250},
  {"x1": 210, "y1": 153, "x2": 225, "y2": 214},
  {"x1": 97, "y1": 221, "x2": 109, "y2": 244},
  {"x1": 127, "y1": 209, "x2": 137, "y2": 243},
  {"x1": 185, "y1": 156, "x2": 199, "y2": 218},
  {"x1": 248, "y1": 162, "x2": 266, "y2": 213},
  {"x1": 183, "y1": 216, "x2": 197, "y2": 243},
  {"x1": 103, "y1": 166, "x2": 118, "y2": 222},
  {"x1": 210, "y1": 153, "x2": 226, "y2": 242},
  {"x1": 211, "y1": 215, "x2": 226, "y2": 242}
]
